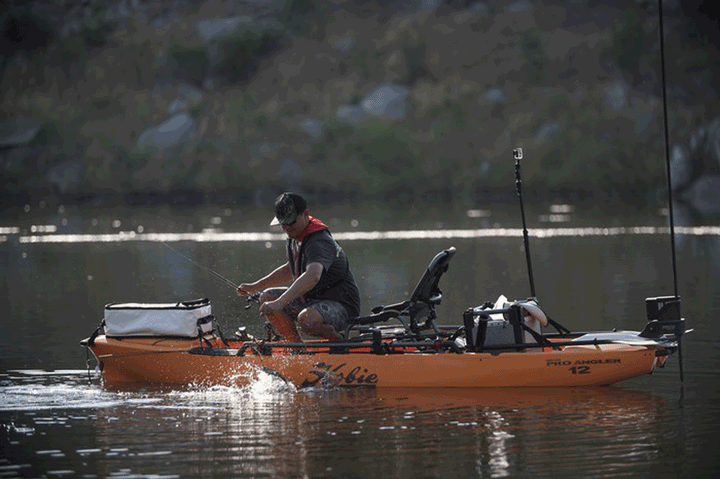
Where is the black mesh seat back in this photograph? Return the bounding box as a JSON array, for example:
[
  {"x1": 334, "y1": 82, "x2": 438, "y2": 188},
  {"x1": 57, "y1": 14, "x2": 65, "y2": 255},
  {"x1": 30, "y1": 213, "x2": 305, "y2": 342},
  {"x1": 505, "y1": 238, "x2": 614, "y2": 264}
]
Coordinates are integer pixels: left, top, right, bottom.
[
  {"x1": 409, "y1": 247, "x2": 456, "y2": 306},
  {"x1": 344, "y1": 247, "x2": 456, "y2": 336}
]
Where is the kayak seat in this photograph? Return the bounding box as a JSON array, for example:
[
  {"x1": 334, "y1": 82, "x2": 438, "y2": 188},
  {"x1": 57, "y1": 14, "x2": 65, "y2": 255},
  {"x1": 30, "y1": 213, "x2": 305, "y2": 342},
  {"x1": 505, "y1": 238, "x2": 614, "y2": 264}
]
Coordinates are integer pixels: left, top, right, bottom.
[{"x1": 344, "y1": 246, "x2": 457, "y2": 339}]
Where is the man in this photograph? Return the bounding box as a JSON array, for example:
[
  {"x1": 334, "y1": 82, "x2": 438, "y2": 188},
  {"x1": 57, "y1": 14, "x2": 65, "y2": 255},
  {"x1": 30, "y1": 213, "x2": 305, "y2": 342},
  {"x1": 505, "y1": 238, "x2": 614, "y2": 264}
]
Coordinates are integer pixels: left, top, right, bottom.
[{"x1": 237, "y1": 192, "x2": 361, "y2": 341}]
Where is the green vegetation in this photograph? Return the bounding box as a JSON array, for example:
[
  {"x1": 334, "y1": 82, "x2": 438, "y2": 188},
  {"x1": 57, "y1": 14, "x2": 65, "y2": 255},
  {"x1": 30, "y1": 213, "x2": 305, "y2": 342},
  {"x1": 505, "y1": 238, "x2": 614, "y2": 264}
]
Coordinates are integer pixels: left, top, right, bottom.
[{"x1": 0, "y1": 0, "x2": 717, "y2": 208}]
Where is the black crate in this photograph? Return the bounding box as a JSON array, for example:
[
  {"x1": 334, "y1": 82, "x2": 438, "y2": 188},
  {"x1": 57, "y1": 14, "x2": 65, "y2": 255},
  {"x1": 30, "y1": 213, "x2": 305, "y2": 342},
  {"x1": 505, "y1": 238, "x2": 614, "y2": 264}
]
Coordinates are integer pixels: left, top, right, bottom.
[{"x1": 645, "y1": 296, "x2": 681, "y2": 322}]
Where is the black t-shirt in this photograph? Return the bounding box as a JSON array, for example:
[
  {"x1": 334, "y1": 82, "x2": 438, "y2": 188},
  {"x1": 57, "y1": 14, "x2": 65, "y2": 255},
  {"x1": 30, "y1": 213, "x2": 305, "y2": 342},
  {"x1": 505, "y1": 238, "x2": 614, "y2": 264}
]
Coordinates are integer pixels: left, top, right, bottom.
[{"x1": 288, "y1": 229, "x2": 361, "y2": 318}]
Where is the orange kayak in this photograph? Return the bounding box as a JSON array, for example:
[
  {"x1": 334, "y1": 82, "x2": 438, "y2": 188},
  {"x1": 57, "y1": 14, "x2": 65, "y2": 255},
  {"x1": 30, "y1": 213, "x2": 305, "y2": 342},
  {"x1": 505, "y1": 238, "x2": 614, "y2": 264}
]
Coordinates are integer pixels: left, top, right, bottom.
[
  {"x1": 83, "y1": 331, "x2": 671, "y2": 389},
  {"x1": 82, "y1": 249, "x2": 685, "y2": 389}
]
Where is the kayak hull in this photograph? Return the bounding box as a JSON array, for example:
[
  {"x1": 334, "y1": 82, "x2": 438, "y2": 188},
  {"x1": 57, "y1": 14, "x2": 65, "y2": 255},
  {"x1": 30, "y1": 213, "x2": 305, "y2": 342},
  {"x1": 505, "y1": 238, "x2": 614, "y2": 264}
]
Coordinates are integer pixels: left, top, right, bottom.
[{"x1": 87, "y1": 336, "x2": 660, "y2": 389}]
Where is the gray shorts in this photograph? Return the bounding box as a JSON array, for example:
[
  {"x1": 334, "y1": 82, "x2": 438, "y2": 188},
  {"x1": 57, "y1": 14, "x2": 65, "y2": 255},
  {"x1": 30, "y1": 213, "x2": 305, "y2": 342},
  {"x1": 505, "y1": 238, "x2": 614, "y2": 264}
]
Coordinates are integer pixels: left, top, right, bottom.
[{"x1": 263, "y1": 287, "x2": 351, "y2": 332}]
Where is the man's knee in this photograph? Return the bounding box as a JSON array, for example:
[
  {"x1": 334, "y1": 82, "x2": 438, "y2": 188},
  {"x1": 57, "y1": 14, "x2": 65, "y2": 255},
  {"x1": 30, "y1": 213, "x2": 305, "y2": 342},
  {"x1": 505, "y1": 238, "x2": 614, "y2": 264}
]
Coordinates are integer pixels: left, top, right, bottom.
[
  {"x1": 297, "y1": 308, "x2": 323, "y2": 331},
  {"x1": 259, "y1": 291, "x2": 279, "y2": 304}
]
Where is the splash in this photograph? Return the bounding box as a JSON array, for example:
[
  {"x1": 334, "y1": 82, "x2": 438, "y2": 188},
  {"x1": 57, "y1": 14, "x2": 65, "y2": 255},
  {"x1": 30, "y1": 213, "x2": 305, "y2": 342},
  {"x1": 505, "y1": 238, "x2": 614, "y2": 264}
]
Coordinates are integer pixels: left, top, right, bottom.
[{"x1": 0, "y1": 370, "x2": 120, "y2": 412}]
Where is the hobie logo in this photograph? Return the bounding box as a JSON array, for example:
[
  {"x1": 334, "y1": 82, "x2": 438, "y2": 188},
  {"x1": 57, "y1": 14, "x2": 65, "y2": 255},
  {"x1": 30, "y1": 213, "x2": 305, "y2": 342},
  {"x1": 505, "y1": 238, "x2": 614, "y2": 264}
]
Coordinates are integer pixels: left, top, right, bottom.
[{"x1": 303, "y1": 362, "x2": 379, "y2": 387}]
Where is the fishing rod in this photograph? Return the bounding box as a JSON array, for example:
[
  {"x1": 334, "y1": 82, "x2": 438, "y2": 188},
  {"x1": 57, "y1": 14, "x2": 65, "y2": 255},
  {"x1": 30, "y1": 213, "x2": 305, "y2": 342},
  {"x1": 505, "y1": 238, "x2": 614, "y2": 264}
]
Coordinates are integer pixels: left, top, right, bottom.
[
  {"x1": 513, "y1": 147, "x2": 537, "y2": 299},
  {"x1": 125, "y1": 208, "x2": 264, "y2": 310},
  {"x1": 159, "y1": 241, "x2": 261, "y2": 309},
  {"x1": 159, "y1": 241, "x2": 238, "y2": 291},
  {"x1": 127, "y1": 210, "x2": 241, "y2": 291}
]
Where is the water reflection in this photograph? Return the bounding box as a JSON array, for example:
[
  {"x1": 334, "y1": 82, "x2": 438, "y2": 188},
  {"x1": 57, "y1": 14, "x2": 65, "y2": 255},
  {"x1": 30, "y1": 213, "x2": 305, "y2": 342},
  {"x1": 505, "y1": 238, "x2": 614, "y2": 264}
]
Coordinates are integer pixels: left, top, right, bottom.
[
  {"x1": 88, "y1": 384, "x2": 673, "y2": 478},
  {"x1": 0, "y1": 364, "x2": 712, "y2": 478},
  {"x1": 365, "y1": 387, "x2": 672, "y2": 478}
]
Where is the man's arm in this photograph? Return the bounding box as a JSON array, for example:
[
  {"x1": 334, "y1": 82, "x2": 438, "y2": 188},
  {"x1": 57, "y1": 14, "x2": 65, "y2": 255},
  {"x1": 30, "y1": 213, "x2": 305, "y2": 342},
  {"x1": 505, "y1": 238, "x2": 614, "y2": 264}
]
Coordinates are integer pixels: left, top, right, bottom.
[
  {"x1": 259, "y1": 262, "x2": 323, "y2": 316},
  {"x1": 237, "y1": 262, "x2": 293, "y2": 296},
  {"x1": 275, "y1": 262, "x2": 323, "y2": 306}
]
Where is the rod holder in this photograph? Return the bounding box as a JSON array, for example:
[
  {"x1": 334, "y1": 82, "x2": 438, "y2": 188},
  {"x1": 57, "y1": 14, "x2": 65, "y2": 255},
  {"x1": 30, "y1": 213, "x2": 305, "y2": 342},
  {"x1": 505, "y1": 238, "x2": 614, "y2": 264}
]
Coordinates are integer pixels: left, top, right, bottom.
[{"x1": 513, "y1": 148, "x2": 536, "y2": 299}]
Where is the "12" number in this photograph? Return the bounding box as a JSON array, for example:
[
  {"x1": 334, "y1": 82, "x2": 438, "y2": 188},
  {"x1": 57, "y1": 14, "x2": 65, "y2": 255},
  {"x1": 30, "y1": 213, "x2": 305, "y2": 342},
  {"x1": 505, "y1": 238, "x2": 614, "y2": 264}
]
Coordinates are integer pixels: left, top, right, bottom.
[{"x1": 569, "y1": 366, "x2": 591, "y2": 374}]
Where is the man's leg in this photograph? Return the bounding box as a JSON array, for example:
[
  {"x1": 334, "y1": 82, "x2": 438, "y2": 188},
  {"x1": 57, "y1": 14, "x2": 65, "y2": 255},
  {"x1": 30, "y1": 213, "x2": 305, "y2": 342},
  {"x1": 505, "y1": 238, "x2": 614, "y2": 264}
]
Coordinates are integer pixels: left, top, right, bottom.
[
  {"x1": 297, "y1": 301, "x2": 346, "y2": 340},
  {"x1": 259, "y1": 290, "x2": 303, "y2": 342}
]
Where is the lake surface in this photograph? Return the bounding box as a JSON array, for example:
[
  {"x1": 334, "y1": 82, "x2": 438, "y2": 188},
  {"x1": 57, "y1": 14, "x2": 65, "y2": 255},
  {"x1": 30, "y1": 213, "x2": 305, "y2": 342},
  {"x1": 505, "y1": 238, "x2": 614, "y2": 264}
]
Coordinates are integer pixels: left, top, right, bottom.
[{"x1": 2, "y1": 202, "x2": 720, "y2": 478}]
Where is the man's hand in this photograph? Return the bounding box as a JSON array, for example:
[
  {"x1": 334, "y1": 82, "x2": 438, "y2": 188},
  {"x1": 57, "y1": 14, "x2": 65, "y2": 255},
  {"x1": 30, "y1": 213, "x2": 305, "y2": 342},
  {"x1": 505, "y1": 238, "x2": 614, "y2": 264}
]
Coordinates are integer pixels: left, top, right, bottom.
[{"x1": 237, "y1": 283, "x2": 257, "y2": 297}]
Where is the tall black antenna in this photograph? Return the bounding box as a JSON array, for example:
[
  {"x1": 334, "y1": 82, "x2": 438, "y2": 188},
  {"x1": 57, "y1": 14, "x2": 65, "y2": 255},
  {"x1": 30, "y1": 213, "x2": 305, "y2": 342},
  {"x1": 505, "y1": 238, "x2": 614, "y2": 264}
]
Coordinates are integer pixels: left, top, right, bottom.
[
  {"x1": 658, "y1": 0, "x2": 679, "y2": 299},
  {"x1": 658, "y1": 0, "x2": 684, "y2": 387},
  {"x1": 513, "y1": 148, "x2": 536, "y2": 299}
]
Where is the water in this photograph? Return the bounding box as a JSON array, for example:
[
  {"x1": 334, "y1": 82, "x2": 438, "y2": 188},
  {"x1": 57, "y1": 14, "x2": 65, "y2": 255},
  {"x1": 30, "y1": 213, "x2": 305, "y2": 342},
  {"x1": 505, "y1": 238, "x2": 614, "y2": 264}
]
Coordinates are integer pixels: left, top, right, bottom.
[{"x1": 2, "y1": 203, "x2": 720, "y2": 478}]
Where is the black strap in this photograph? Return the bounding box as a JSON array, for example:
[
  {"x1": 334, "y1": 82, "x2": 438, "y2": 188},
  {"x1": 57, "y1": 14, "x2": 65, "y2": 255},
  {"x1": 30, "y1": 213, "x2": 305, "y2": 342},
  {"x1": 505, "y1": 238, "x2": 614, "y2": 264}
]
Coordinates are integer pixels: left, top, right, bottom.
[
  {"x1": 88, "y1": 322, "x2": 104, "y2": 347},
  {"x1": 546, "y1": 315, "x2": 572, "y2": 335},
  {"x1": 518, "y1": 322, "x2": 558, "y2": 350}
]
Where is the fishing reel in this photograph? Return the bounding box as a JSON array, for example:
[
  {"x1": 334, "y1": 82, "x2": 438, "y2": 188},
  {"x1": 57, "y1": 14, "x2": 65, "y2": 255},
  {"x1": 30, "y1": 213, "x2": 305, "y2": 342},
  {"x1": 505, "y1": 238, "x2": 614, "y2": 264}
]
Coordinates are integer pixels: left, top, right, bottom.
[
  {"x1": 233, "y1": 326, "x2": 255, "y2": 342},
  {"x1": 244, "y1": 292, "x2": 261, "y2": 309}
]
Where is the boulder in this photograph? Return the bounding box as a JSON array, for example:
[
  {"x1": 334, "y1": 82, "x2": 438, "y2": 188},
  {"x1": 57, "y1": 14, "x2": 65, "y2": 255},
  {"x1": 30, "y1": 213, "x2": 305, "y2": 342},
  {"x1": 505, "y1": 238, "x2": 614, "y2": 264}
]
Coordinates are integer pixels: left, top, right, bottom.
[
  {"x1": 135, "y1": 114, "x2": 198, "y2": 153},
  {"x1": 196, "y1": 16, "x2": 285, "y2": 83},
  {"x1": 46, "y1": 161, "x2": 83, "y2": 195},
  {"x1": 633, "y1": 109, "x2": 656, "y2": 135},
  {"x1": 234, "y1": 0, "x2": 287, "y2": 16},
  {"x1": 336, "y1": 105, "x2": 369, "y2": 125},
  {"x1": 669, "y1": 143, "x2": 694, "y2": 191},
  {"x1": 690, "y1": 116, "x2": 720, "y2": 167},
  {"x1": 483, "y1": 88, "x2": 506, "y2": 104},
  {"x1": 533, "y1": 121, "x2": 561, "y2": 145},
  {"x1": 166, "y1": 43, "x2": 210, "y2": 86},
  {"x1": 331, "y1": 36, "x2": 357, "y2": 53},
  {"x1": 167, "y1": 84, "x2": 205, "y2": 114},
  {"x1": 361, "y1": 84, "x2": 410, "y2": 120},
  {"x1": 280, "y1": 157, "x2": 302, "y2": 188},
  {"x1": 0, "y1": 118, "x2": 41, "y2": 149},
  {"x1": 505, "y1": 1, "x2": 533, "y2": 13},
  {"x1": 0, "y1": 119, "x2": 43, "y2": 190},
  {"x1": 671, "y1": 116, "x2": 720, "y2": 216},
  {"x1": 335, "y1": 82, "x2": 416, "y2": 127},
  {"x1": 383, "y1": 49, "x2": 407, "y2": 83},
  {"x1": 167, "y1": 99, "x2": 189, "y2": 115},
  {"x1": 604, "y1": 77, "x2": 629, "y2": 112},
  {"x1": 680, "y1": 175, "x2": 720, "y2": 218},
  {"x1": 300, "y1": 118, "x2": 325, "y2": 139},
  {"x1": 178, "y1": 84, "x2": 204, "y2": 104},
  {"x1": 420, "y1": 0, "x2": 441, "y2": 11},
  {"x1": 196, "y1": 17, "x2": 256, "y2": 44},
  {"x1": 1, "y1": 146, "x2": 34, "y2": 176}
]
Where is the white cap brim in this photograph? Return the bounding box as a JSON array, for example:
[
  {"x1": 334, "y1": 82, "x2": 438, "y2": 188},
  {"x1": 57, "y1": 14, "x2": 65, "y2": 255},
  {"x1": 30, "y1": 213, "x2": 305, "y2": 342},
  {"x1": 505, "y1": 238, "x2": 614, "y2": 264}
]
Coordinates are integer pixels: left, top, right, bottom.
[{"x1": 270, "y1": 216, "x2": 280, "y2": 226}]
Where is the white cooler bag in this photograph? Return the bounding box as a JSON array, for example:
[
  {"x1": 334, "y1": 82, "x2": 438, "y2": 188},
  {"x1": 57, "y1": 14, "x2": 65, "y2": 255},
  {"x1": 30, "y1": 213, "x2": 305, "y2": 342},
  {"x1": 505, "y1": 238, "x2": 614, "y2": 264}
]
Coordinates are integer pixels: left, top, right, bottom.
[{"x1": 103, "y1": 298, "x2": 213, "y2": 338}]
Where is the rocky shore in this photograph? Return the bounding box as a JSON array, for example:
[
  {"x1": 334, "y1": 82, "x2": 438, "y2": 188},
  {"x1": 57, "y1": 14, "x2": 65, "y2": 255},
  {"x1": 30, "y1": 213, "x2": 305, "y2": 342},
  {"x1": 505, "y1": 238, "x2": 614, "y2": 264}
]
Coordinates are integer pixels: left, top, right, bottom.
[{"x1": 1, "y1": 0, "x2": 719, "y2": 215}]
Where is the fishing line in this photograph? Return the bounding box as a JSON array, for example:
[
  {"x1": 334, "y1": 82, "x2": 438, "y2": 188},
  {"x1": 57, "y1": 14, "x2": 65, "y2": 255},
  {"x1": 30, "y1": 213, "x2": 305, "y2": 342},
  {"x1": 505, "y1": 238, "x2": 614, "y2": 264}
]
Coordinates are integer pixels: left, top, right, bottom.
[
  {"x1": 159, "y1": 241, "x2": 260, "y2": 309},
  {"x1": 159, "y1": 241, "x2": 239, "y2": 291},
  {"x1": 135, "y1": 212, "x2": 263, "y2": 311},
  {"x1": 127, "y1": 210, "x2": 241, "y2": 291}
]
